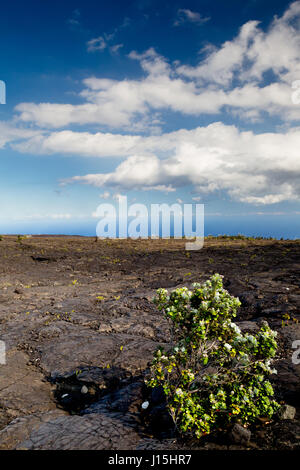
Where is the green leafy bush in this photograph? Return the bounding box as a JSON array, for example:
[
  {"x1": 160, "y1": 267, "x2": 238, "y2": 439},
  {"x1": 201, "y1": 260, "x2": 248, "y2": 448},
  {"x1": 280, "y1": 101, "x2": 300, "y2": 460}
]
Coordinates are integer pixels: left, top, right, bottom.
[{"x1": 146, "y1": 273, "x2": 280, "y2": 439}]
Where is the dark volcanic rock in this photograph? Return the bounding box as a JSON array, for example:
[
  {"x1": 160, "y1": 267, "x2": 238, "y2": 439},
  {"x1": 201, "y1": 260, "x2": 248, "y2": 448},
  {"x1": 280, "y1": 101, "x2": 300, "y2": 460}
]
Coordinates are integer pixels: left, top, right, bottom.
[
  {"x1": 239, "y1": 292, "x2": 256, "y2": 307},
  {"x1": 83, "y1": 380, "x2": 144, "y2": 415},
  {"x1": 0, "y1": 411, "x2": 67, "y2": 450},
  {"x1": 229, "y1": 424, "x2": 251, "y2": 445},
  {"x1": 16, "y1": 414, "x2": 141, "y2": 450},
  {"x1": 277, "y1": 405, "x2": 296, "y2": 420},
  {"x1": 0, "y1": 236, "x2": 299, "y2": 449},
  {"x1": 262, "y1": 304, "x2": 296, "y2": 316}
]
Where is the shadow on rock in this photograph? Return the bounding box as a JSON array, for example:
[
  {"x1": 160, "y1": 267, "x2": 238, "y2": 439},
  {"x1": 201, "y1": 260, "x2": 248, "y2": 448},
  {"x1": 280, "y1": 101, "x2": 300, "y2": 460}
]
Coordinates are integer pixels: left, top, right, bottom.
[{"x1": 49, "y1": 365, "x2": 177, "y2": 440}]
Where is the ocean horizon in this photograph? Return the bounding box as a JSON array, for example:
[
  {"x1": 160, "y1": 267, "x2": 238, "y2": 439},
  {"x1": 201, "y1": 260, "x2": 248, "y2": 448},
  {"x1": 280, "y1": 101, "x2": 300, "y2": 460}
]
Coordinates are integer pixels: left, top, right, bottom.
[{"x1": 1, "y1": 214, "x2": 300, "y2": 240}]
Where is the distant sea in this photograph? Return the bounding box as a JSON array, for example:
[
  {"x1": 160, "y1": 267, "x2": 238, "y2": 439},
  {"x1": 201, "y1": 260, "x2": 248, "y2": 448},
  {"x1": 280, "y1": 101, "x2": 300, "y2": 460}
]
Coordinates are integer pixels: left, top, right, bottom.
[{"x1": 1, "y1": 214, "x2": 300, "y2": 239}]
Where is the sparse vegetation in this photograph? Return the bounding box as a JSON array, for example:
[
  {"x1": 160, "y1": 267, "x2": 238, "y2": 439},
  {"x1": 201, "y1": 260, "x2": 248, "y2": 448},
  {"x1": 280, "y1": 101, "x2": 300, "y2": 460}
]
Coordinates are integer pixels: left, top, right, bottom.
[
  {"x1": 0, "y1": 235, "x2": 298, "y2": 450},
  {"x1": 205, "y1": 234, "x2": 277, "y2": 241},
  {"x1": 17, "y1": 234, "x2": 25, "y2": 244}
]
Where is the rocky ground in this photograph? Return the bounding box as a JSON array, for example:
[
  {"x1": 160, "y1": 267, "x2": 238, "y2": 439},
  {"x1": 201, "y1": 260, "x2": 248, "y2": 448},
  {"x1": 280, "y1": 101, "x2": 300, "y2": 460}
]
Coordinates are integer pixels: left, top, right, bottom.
[{"x1": 0, "y1": 235, "x2": 299, "y2": 450}]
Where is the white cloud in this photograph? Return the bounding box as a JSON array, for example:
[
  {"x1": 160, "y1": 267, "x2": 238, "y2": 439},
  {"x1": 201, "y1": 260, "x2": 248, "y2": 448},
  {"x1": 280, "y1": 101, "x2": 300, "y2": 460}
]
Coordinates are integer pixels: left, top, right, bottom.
[
  {"x1": 0, "y1": 122, "x2": 42, "y2": 149},
  {"x1": 17, "y1": 213, "x2": 72, "y2": 220},
  {"x1": 87, "y1": 36, "x2": 107, "y2": 52},
  {"x1": 3, "y1": 2, "x2": 300, "y2": 208},
  {"x1": 14, "y1": 75, "x2": 300, "y2": 129},
  {"x1": 110, "y1": 43, "x2": 123, "y2": 54},
  {"x1": 12, "y1": 130, "x2": 144, "y2": 157},
  {"x1": 14, "y1": 1, "x2": 300, "y2": 131},
  {"x1": 174, "y1": 9, "x2": 210, "y2": 26},
  {"x1": 178, "y1": 2, "x2": 300, "y2": 87},
  {"x1": 53, "y1": 122, "x2": 300, "y2": 204},
  {"x1": 86, "y1": 19, "x2": 127, "y2": 54},
  {"x1": 177, "y1": 20, "x2": 260, "y2": 85}
]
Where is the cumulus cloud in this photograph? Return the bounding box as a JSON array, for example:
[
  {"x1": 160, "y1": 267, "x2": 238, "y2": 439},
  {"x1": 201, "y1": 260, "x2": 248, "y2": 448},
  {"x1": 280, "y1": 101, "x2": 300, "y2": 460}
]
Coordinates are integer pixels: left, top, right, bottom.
[
  {"x1": 3, "y1": 2, "x2": 300, "y2": 207},
  {"x1": 52, "y1": 122, "x2": 300, "y2": 205},
  {"x1": 177, "y1": 20, "x2": 260, "y2": 85},
  {"x1": 11, "y1": 130, "x2": 143, "y2": 156},
  {"x1": 14, "y1": 2, "x2": 300, "y2": 130},
  {"x1": 178, "y1": 2, "x2": 300, "y2": 86},
  {"x1": 14, "y1": 75, "x2": 299, "y2": 129},
  {"x1": 0, "y1": 122, "x2": 42, "y2": 149}
]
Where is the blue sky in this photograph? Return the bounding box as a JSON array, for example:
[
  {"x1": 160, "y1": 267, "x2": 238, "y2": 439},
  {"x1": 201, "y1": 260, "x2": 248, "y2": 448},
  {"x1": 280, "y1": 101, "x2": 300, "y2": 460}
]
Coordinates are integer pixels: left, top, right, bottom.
[{"x1": 1, "y1": 0, "x2": 300, "y2": 237}]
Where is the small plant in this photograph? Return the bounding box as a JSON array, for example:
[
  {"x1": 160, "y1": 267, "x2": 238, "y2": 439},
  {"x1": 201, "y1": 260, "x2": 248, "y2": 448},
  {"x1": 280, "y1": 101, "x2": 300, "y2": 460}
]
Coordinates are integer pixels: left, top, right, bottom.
[
  {"x1": 96, "y1": 295, "x2": 105, "y2": 301},
  {"x1": 146, "y1": 273, "x2": 280, "y2": 439},
  {"x1": 281, "y1": 313, "x2": 299, "y2": 327}
]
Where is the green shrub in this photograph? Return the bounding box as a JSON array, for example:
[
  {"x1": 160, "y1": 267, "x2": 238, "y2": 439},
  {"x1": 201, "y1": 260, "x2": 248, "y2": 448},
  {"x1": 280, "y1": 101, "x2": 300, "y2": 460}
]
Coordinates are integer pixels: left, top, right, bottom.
[
  {"x1": 146, "y1": 273, "x2": 280, "y2": 439},
  {"x1": 17, "y1": 234, "x2": 24, "y2": 243}
]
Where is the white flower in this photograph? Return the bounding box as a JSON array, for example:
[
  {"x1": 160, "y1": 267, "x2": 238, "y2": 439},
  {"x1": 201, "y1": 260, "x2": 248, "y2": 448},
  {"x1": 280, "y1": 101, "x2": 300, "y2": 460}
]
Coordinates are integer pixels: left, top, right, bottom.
[
  {"x1": 141, "y1": 401, "x2": 149, "y2": 409},
  {"x1": 224, "y1": 343, "x2": 232, "y2": 351},
  {"x1": 230, "y1": 322, "x2": 241, "y2": 334}
]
